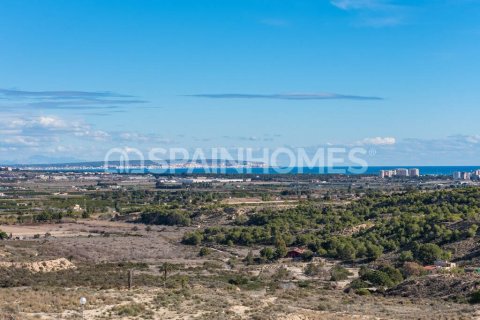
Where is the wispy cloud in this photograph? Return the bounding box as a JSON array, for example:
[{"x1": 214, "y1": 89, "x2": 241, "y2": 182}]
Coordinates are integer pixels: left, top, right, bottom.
[
  {"x1": 187, "y1": 93, "x2": 383, "y2": 101},
  {"x1": 222, "y1": 135, "x2": 276, "y2": 142},
  {"x1": 0, "y1": 88, "x2": 147, "y2": 111},
  {"x1": 330, "y1": 0, "x2": 409, "y2": 27},
  {"x1": 0, "y1": 88, "x2": 132, "y2": 99},
  {"x1": 331, "y1": 0, "x2": 387, "y2": 11}
]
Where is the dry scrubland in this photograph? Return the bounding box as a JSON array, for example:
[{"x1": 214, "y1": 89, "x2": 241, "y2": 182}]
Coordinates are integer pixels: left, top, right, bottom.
[
  {"x1": 0, "y1": 220, "x2": 479, "y2": 319},
  {"x1": 2, "y1": 173, "x2": 480, "y2": 319}
]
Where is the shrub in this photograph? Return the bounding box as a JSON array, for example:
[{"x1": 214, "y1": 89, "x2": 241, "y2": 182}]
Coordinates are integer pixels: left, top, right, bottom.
[
  {"x1": 301, "y1": 250, "x2": 314, "y2": 261},
  {"x1": 260, "y1": 247, "x2": 275, "y2": 261},
  {"x1": 355, "y1": 288, "x2": 371, "y2": 295},
  {"x1": 228, "y1": 275, "x2": 249, "y2": 286},
  {"x1": 199, "y1": 247, "x2": 211, "y2": 257},
  {"x1": 401, "y1": 262, "x2": 425, "y2": 278},
  {"x1": 470, "y1": 290, "x2": 480, "y2": 304},
  {"x1": 304, "y1": 263, "x2": 324, "y2": 277},
  {"x1": 274, "y1": 239, "x2": 287, "y2": 259},
  {"x1": 139, "y1": 208, "x2": 191, "y2": 226},
  {"x1": 378, "y1": 265, "x2": 403, "y2": 284},
  {"x1": 244, "y1": 250, "x2": 255, "y2": 265},
  {"x1": 0, "y1": 230, "x2": 8, "y2": 240},
  {"x1": 350, "y1": 278, "x2": 369, "y2": 289},
  {"x1": 330, "y1": 266, "x2": 352, "y2": 281},
  {"x1": 182, "y1": 231, "x2": 203, "y2": 245},
  {"x1": 112, "y1": 303, "x2": 150, "y2": 316},
  {"x1": 360, "y1": 266, "x2": 403, "y2": 288},
  {"x1": 399, "y1": 250, "x2": 414, "y2": 262}
]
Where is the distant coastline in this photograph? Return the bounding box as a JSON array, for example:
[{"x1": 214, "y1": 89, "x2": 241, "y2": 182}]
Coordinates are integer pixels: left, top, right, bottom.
[{"x1": 3, "y1": 164, "x2": 480, "y2": 175}]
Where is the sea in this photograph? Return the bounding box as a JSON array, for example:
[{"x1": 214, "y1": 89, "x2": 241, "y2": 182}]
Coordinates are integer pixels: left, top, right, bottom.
[{"x1": 39, "y1": 166, "x2": 480, "y2": 176}]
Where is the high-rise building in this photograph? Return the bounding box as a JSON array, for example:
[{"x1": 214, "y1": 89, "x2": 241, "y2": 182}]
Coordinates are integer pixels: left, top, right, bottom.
[
  {"x1": 395, "y1": 168, "x2": 409, "y2": 177},
  {"x1": 379, "y1": 170, "x2": 395, "y2": 178},
  {"x1": 453, "y1": 171, "x2": 471, "y2": 180},
  {"x1": 379, "y1": 168, "x2": 419, "y2": 178},
  {"x1": 408, "y1": 168, "x2": 420, "y2": 177}
]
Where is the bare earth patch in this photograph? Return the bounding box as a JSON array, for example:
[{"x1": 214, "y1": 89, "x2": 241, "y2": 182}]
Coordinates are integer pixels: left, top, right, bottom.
[{"x1": 0, "y1": 258, "x2": 75, "y2": 272}]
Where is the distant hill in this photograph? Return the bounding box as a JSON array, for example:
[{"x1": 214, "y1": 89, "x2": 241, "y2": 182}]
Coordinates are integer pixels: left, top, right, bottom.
[{"x1": 11, "y1": 159, "x2": 266, "y2": 169}]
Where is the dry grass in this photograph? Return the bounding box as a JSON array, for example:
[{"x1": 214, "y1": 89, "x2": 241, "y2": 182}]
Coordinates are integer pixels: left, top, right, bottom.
[{"x1": 0, "y1": 287, "x2": 117, "y2": 314}]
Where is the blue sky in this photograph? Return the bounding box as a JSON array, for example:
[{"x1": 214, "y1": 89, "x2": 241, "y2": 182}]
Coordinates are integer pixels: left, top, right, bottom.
[{"x1": 1, "y1": 0, "x2": 480, "y2": 165}]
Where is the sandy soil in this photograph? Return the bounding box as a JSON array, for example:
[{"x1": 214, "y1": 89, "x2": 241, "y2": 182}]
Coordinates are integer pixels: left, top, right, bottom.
[{"x1": 0, "y1": 258, "x2": 75, "y2": 272}]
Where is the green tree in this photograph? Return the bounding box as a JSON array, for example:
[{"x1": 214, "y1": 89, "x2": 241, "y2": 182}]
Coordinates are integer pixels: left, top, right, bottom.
[
  {"x1": 182, "y1": 231, "x2": 203, "y2": 245},
  {"x1": 467, "y1": 224, "x2": 478, "y2": 238},
  {"x1": 399, "y1": 250, "x2": 414, "y2": 262},
  {"x1": 338, "y1": 243, "x2": 356, "y2": 261},
  {"x1": 0, "y1": 230, "x2": 8, "y2": 240},
  {"x1": 414, "y1": 243, "x2": 449, "y2": 265},
  {"x1": 274, "y1": 239, "x2": 288, "y2": 259},
  {"x1": 366, "y1": 243, "x2": 383, "y2": 260},
  {"x1": 260, "y1": 247, "x2": 275, "y2": 261}
]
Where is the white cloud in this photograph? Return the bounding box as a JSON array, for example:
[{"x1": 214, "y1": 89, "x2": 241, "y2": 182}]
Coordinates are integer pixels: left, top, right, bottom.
[
  {"x1": 2, "y1": 115, "x2": 83, "y2": 132},
  {"x1": 0, "y1": 115, "x2": 107, "y2": 151},
  {"x1": 330, "y1": 0, "x2": 383, "y2": 11},
  {"x1": 74, "y1": 130, "x2": 110, "y2": 140},
  {"x1": 359, "y1": 136, "x2": 396, "y2": 145},
  {"x1": 36, "y1": 116, "x2": 67, "y2": 128},
  {"x1": 330, "y1": 0, "x2": 408, "y2": 27},
  {"x1": 117, "y1": 132, "x2": 173, "y2": 144},
  {"x1": 0, "y1": 136, "x2": 40, "y2": 147}
]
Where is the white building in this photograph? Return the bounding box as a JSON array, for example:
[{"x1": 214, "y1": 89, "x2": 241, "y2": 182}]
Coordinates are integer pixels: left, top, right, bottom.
[
  {"x1": 453, "y1": 171, "x2": 471, "y2": 180},
  {"x1": 395, "y1": 168, "x2": 409, "y2": 177},
  {"x1": 380, "y1": 168, "x2": 420, "y2": 178},
  {"x1": 379, "y1": 170, "x2": 395, "y2": 178},
  {"x1": 434, "y1": 260, "x2": 457, "y2": 270},
  {"x1": 408, "y1": 168, "x2": 420, "y2": 177}
]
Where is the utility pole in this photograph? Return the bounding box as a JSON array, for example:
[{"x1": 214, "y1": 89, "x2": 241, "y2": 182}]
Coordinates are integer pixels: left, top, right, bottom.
[{"x1": 128, "y1": 269, "x2": 133, "y2": 290}]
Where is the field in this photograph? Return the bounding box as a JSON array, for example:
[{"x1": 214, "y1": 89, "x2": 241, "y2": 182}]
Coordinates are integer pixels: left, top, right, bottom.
[
  {"x1": 1, "y1": 220, "x2": 479, "y2": 319},
  {"x1": 1, "y1": 172, "x2": 480, "y2": 319}
]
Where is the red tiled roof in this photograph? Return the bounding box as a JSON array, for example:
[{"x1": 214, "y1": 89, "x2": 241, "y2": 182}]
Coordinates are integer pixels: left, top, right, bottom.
[{"x1": 288, "y1": 248, "x2": 305, "y2": 254}]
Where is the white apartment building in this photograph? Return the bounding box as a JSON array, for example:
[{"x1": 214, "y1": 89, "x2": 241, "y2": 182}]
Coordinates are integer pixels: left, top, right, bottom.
[
  {"x1": 379, "y1": 168, "x2": 420, "y2": 178},
  {"x1": 379, "y1": 170, "x2": 395, "y2": 178},
  {"x1": 395, "y1": 168, "x2": 409, "y2": 177},
  {"x1": 408, "y1": 168, "x2": 420, "y2": 177},
  {"x1": 453, "y1": 171, "x2": 471, "y2": 180}
]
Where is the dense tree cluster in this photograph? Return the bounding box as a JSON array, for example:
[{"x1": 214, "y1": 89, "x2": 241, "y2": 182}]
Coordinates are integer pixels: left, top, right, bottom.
[
  {"x1": 139, "y1": 207, "x2": 191, "y2": 226},
  {"x1": 184, "y1": 188, "x2": 480, "y2": 263}
]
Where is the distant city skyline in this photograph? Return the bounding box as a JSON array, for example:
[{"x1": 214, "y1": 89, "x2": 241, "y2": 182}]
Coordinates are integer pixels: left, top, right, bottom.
[{"x1": 1, "y1": 0, "x2": 480, "y2": 165}]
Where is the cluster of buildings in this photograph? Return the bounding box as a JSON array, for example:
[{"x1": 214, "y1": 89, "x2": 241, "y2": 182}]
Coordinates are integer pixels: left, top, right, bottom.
[
  {"x1": 423, "y1": 260, "x2": 457, "y2": 273},
  {"x1": 379, "y1": 168, "x2": 420, "y2": 178},
  {"x1": 452, "y1": 169, "x2": 480, "y2": 181},
  {"x1": 0, "y1": 166, "x2": 13, "y2": 172}
]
